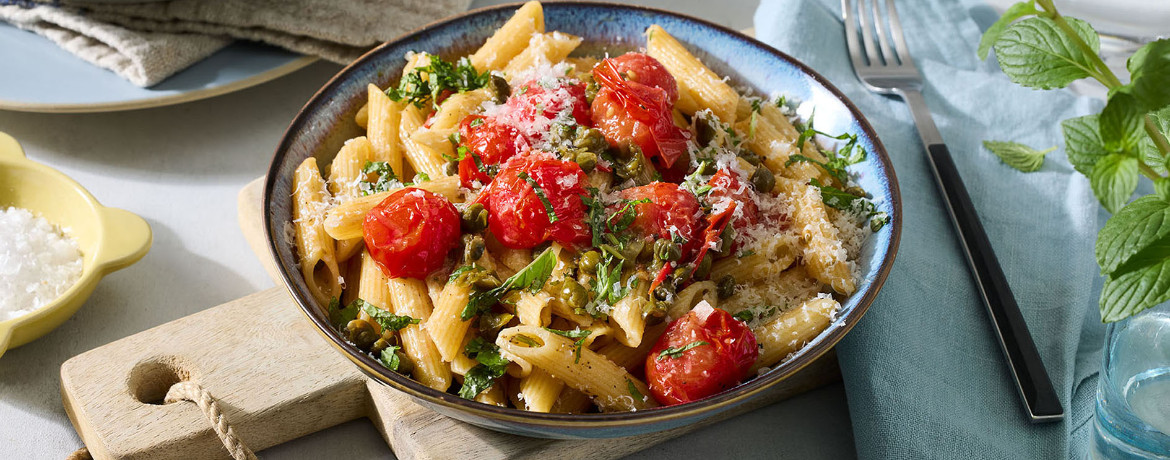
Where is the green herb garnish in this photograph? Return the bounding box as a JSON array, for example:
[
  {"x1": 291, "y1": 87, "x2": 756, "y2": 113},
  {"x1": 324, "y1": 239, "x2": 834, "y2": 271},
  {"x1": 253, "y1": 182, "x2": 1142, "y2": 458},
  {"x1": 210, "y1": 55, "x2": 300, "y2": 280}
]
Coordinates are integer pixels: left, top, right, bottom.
[
  {"x1": 360, "y1": 300, "x2": 420, "y2": 331},
  {"x1": 656, "y1": 341, "x2": 709, "y2": 360},
  {"x1": 517, "y1": 171, "x2": 559, "y2": 223},
  {"x1": 626, "y1": 379, "x2": 646, "y2": 402},
  {"x1": 461, "y1": 248, "x2": 557, "y2": 320},
  {"x1": 387, "y1": 56, "x2": 489, "y2": 110},
  {"x1": 328, "y1": 297, "x2": 361, "y2": 328},
  {"x1": 544, "y1": 327, "x2": 592, "y2": 363},
  {"x1": 458, "y1": 337, "x2": 511, "y2": 399},
  {"x1": 982, "y1": 140, "x2": 1054, "y2": 172},
  {"x1": 378, "y1": 346, "x2": 403, "y2": 372}
]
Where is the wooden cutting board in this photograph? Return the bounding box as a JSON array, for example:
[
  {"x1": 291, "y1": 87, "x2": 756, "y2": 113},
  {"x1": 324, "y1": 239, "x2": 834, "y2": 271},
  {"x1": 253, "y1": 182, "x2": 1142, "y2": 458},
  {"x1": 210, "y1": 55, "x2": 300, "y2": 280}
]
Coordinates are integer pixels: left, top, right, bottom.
[{"x1": 58, "y1": 178, "x2": 841, "y2": 459}]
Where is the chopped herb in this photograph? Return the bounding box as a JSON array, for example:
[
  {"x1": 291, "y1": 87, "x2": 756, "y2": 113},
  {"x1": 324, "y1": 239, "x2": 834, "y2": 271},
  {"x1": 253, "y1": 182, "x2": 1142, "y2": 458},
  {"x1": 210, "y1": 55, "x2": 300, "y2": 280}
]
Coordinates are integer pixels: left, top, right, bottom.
[
  {"x1": 448, "y1": 265, "x2": 480, "y2": 282},
  {"x1": 750, "y1": 98, "x2": 763, "y2": 113},
  {"x1": 512, "y1": 334, "x2": 540, "y2": 347},
  {"x1": 545, "y1": 327, "x2": 592, "y2": 363},
  {"x1": 458, "y1": 337, "x2": 510, "y2": 399},
  {"x1": 732, "y1": 310, "x2": 755, "y2": 322},
  {"x1": 377, "y1": 346, "x2": 402, "y2": 371},
  {"x1": 360, "y1": 300, "x2": 420, "y2": 331},
  {"x1": 386, "y1": 56, "x2": 489, "y2": 110},
  {"x1": 737, "y1": 249, "x2": 756, "y2": 258},
  {"x1": 657, "y1": 341, "x2": 709, "y2": 360},
  {"x1": 809, "y1": 178, "x2": 888, "y2": 231},
  {"x1": 680, "y1": 161, "x2": 714, "y2": 197},
  {"x1": 328, "y1": 297, "x2": 361, "y2": 328},
  {"x1": 461, "y1": 248, "x2": 557, "y2": 320},
  {"x1": 626, "y1": 379, "x2": 646, "y2": 402},
  {"x1": 517, "y1": 171, "x2": 560, "y2": 223},
  {"x1": 469, "y1": 117, "x2": 485, "y2": 128},
  {"x1": 359, "y1": 161, "x2": 401, "y2": 195},
  {"x1": 414, "y1": 172, "x2": 431, "y2": 183}
]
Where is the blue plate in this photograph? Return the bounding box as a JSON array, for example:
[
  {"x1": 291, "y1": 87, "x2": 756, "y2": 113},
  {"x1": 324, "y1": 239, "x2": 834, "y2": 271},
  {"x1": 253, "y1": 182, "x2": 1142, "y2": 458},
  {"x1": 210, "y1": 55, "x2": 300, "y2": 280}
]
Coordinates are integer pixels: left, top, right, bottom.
[
  {"x1": 0, "y1": 22, "x2": 315, "y2": 113},
  {"x1": 266, "y1": 1, "x2": 902, "y2": 439}
]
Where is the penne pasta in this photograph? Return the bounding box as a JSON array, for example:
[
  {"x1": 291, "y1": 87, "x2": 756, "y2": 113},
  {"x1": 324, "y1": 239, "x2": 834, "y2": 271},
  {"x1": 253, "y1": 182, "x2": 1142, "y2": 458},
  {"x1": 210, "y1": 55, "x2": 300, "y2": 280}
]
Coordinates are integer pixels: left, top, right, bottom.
[
  {"x1": 751, "y1": 296, "x2": 839, "y2": 373},
  {"x1": 399, "y1": 105, "x2": 450, "y2": 179},
  {"x1": 518, "y1": 367, "x2": 564, "y2": 413},
  {"x1": 646, "y1": 25, "x2": 737, "y2": 123},
  {"x1": 503, "y1": 31, "x2": 583, "y2": 79},
  {"x1": 776, "y1": 176, "x2": 856, "y2": 295},
  {"x1": 292, "y1": 158, "x2": 343, "y2": 306},
  {"x1": 328, "y1": 137, "x2": 374, "y2": 262},
  {"x1": 367, "y1": 84, "x2": 405, "y2": 175},
  {"x1": 497, "y1": 325, "x2": 658, "y2": 411},
  {"x1": 516, "y1": 290, "x2": 553, "y2": 327},
  {"x1": 425, "y1": 279, "x2": 476, "y2": 362},
  {"x1": 470, "y1": 1, "x2": 545, "y2": 71},
  {"x1": 386, "y1": 276, "x2": 452, "y2": 391}
]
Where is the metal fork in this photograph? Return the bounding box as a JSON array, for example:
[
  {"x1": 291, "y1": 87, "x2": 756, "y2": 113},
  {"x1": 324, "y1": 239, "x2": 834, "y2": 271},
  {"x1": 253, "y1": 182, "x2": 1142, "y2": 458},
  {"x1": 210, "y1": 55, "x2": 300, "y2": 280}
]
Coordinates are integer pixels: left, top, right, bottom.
[{"x1": 843, "y1": 0, "x2": 1063, "y2": 423}]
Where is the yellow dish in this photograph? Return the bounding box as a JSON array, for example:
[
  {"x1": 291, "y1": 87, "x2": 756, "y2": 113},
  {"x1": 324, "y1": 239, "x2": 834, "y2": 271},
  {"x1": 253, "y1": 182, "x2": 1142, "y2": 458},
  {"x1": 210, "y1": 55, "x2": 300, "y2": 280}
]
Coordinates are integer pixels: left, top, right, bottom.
[{"x1": 0, "y1": 131, "x2": 151, "y2": 358}]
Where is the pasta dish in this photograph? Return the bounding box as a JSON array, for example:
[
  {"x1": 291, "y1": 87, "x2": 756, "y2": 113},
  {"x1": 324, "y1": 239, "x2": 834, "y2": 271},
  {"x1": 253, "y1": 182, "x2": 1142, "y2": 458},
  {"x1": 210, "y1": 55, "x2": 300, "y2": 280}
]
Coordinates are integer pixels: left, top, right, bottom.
[{"x1": 289, "y1": 1, "x2": 883, "y2": 412}]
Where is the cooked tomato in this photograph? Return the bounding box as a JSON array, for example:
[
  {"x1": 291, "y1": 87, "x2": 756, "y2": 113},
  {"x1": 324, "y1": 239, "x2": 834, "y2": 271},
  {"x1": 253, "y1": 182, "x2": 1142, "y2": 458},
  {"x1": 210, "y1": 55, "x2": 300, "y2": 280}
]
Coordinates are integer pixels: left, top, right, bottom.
[
  {"x1": 507, "y1": 78, "x2": 592, "y2": 127},
  {"x1": 706, "y1": 168, "x2": 760, "y2": 232},
  {"x1": 602, "y1": 53, "x2": 678, "y2": 102},
  {"x1": 616, "y1": 182, "x2": 701, "y2": 256},
  {"x1": 363, "y1": 188, "x2": 461, "y2": 279},
  {"x1": 457, "y1": 114, "x2": 523, "y2": 188},
  {"x1": 590, "y1": 54, "x2": 689, "y2": 174},
  {"x1": 476, "y1": 155, "x2": 591, "y2": 249},
  {"x1": 645, "y1": 302, "x2": 758, "y2": 405}
]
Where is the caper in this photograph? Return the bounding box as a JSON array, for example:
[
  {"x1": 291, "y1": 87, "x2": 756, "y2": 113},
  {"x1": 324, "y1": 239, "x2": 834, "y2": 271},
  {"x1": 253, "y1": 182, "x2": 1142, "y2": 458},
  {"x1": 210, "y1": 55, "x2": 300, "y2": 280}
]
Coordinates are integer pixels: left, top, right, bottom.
[
  {"x1": 579, "y1": 250, "x2": 601, "y2": 274},
  {"x1": 344, "y1": 319, "x2": 379, "y2": 350},
  {"x1": 696, "y1": 159, "x2": 717, "y2": 175},
  {"x1": 749, "y1": 166, "x2": 776, "y2": 192},
  {"x1": 488, "y1": 74, "x2": 510, "y2": 104},
  {"x1": 574, "y1": 150, "x2": 598, "y2": 172},
  {"x1": 584, "y1": 79, "x2": 600, "y2": 104},
  {"x1": 645, "y1": 300, "x2": 669, "y2": 317},
  {"x1": 551, "y1": 123, "x2": 574, "y2": 144},
  {"x1": 716, "y1": 226, "x2": 736, "y2": 257},
  {"x1": 738, "y1": 151, "x2": 762, "y2": 166},
  {"x1": 652, "y1": 284, "x2": 674, "y2": 301},
  {"x1": 694, "y1": 254, "x2": 713, "y2": 280},
  {"x1": 574, "y1": 128, "x2": 609, "y2": 154},
  {"x1": 464, "y1": 235, "x2": 486, "y2": 263},
  {"x1": 558, "y1": 279, "x2": 589, "y2": 312},
  {"x1": 846, "y1": 185, "x2": 869, "y2": 198},
  {"x1": 671, "y1": 266, "x2": 690, "y2": 290},
  {"x1": 654, "y1": 239, "x2": 681, "y2": 262},
  {"x1": 461, "y1": 203, "x2": 488, "y2": 233},
  {"x1": 371, "y1": 336, "x2": 398, "y2": 354},
  {"x1": 444, "y1": 160, "x2": 459, "y2": 176},
  {"x1": 716, "y1": 275, "x2": 736, "y2": 299},
  {"x1": 394, "y1": 350, "x2": 415, "y2": 375},
  {"x1": 471, "y1": 272, "x2": 501, "y2": 290},
  {"x1": 695, "y1": 116, "x2": 719, "y2": 146},
  {"x1": 621, "y1": 240, "x2": 645, "y2": 265}
]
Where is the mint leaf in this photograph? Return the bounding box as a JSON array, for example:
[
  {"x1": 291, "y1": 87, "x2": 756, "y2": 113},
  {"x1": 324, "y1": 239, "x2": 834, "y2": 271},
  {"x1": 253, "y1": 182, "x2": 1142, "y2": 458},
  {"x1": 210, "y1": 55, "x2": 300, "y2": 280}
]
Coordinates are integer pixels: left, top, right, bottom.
[
  {"x1": 378, "y1": 346, "x2": 403, "y2": 372},
  {"x1": 1120, "y1": 39, "x2": 1170, "y2": 112},
  {"x1": 1099, "y1": 92, "x2": 1144, "y2": 152},
  {"x1": 992, "y1": 17, "x2": 1100, "y2": 89},
  {"x1": 544, "y1": 327, "x2": 592, "y2": 363},
  {"x1": 360, "y1": 300, "x2": 420, "y2": 331},
  {"x1": 458, "y1": 337, "x2": 510, "y2": 399},
  {"x1": 1090, "y1": 153, "x2": 1138, "y2": 213},
  {"x1": 328, "y1": 297, "x2": 360, "y2": 328},
  {"x1": 1100, "y1": 255, "x2": 1170, "y2": 322},
  {"x1": 982, "y1": 140, "x2": 1053, "y2": 172},
  {"x1": 656, "y1": 341, "x2": 709, "y2": 360},
  {"x1": 1156, "y1": 179, "x2": 1170, "y2": 200},
  {"x1": 977, "y1": 1, "x2": 1039, "y2": 60},
  {"x1": 1140, "y1": 107, "x2": 1170, "y2": 175},
  {"x1": 1095, "y1": 196, "x2": 1170, "y2": 275},
  {"x1": 626, "y1": 379, "x2": 646, "y2": 402},
  {"x1": 1062, "y1": 115, "x2": 1109, "y2": 174}
]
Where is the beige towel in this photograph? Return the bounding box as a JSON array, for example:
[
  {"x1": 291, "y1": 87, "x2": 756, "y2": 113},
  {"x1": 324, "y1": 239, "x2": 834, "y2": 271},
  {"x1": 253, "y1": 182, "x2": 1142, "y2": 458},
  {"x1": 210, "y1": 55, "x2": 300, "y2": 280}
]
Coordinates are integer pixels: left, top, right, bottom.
[
  {"x1": 0, "y1": 5, "x2": 229, "y2": 87},
  {"x1": 2, "y1": 0, "x2": 470, "y2": 87}
]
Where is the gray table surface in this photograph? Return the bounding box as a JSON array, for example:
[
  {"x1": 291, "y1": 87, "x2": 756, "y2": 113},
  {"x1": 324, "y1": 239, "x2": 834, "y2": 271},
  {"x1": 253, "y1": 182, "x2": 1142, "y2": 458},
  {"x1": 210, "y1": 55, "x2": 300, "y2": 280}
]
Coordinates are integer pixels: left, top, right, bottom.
[{"x1": 0, "y1": 0, "x2": 856, "y2": 458}]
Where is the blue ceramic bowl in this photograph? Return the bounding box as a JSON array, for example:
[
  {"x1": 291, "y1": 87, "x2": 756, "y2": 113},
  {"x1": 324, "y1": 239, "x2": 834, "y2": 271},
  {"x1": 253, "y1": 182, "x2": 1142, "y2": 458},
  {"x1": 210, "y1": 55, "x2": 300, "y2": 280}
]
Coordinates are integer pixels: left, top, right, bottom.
[{"x1": 266, "y1": 1, "x2": 902, "y2": 439}]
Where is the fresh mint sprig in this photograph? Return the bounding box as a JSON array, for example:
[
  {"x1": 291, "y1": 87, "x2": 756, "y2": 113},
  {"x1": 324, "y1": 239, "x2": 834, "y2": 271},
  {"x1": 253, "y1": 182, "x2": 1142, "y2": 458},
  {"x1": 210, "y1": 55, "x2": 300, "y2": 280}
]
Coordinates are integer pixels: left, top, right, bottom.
[{"x1": 981, "y1": 0, "x2": 1170, "y2": 322}]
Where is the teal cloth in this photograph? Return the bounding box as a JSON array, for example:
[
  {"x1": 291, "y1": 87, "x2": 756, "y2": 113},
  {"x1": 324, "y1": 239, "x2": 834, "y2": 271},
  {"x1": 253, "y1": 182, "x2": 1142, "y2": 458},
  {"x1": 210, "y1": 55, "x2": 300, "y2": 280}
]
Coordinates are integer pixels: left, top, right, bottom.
[{"x1": 754, "y1": 0, "x2": 1107, "y2": 458}]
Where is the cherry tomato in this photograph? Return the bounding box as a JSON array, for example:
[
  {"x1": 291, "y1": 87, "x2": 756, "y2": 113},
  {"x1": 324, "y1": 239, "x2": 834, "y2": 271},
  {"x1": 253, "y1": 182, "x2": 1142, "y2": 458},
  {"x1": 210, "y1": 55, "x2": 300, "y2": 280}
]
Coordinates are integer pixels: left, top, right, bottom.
[
  {"x1": 476, "y1": 155, "x2": 591, "y2": 250},
  {"x1": 616, "y1": 182, "x2": 701, "y2": 255},
  {"x1": 591, "y1": 54, "x2": 690, "y2": 174},
  {"x1": 363, "y1": 188, "x2": 461, "y2": 279},
  {"x1": 603, "y1": 53, "x2": 679, "y2": 102},
  {"x1": 645, "y1": 302, "x2": 758, "y2": 405},
  {"x1": 507, "y1": 78, "x2": 592, "y2": 127},
  {"x1": 457, "y1": 114, "x2": 524, "y2": 188},
  {"x1": 706, "y1": 168, "x2": 760, "y2": 233}
]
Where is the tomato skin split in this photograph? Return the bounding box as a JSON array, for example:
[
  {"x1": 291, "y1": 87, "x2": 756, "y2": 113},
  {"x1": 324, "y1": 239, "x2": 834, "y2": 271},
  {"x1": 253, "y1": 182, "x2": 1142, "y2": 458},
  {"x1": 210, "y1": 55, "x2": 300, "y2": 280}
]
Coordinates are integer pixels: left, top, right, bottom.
[
  {"x1": 645, "y1": 303, "x2": 758, "y2": 405},
  {"x1": 616, "y1": 182, "x2": 702, "y2": 257},
  {"x1": 590, "y1": 53, "x2": 690, "y2": 174},
  {"x1": 363, "y1": 188, "x2": 462, "y2": 279}
]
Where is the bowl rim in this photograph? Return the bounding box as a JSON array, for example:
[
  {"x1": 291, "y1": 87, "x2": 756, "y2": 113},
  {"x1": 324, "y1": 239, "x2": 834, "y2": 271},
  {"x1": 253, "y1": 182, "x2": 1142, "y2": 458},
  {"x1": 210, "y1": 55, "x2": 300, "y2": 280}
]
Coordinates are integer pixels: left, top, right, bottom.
[
  {"x1": 265, "y1": 0, "x2": 902, "y2": 429},
  {"x1": 0, "y1": 131, "x2": 152, "y2": 354}
]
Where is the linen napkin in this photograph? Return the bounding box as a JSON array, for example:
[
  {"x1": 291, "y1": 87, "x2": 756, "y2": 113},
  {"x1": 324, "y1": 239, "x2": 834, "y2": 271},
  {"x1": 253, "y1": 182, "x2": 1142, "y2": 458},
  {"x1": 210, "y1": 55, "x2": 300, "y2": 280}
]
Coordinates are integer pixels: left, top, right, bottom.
[
  {"x1": 754, "y1": 0, "x2": 1106, "y2": 458},
  {"x1": 0, "y1": 0, "x2": 470, "y2": 87}
]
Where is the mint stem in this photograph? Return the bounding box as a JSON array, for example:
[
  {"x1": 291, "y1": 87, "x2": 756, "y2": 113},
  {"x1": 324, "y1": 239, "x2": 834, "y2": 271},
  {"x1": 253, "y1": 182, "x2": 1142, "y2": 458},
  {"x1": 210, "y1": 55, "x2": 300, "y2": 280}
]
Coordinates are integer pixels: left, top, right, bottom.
[
  {"x1": 1147, "y1": 115, "x2": 1170, "y2": 158},
  {"x1": 1036, "y1": 0, "x2": 1123, "y2": 89}
]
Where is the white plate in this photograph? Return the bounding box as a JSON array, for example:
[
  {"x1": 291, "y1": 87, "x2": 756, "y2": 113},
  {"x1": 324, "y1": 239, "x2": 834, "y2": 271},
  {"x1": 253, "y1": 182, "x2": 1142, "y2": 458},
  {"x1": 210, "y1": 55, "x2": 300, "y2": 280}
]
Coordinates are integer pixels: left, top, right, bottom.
[{"x1": 0, "y1": 22, "x2": 317, "y2": 113}]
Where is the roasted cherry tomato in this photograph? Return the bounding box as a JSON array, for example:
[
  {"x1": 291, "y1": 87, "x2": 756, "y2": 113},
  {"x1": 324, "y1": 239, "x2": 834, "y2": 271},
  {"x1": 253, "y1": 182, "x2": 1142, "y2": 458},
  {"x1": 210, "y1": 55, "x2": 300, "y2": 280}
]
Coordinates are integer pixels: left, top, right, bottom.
[
  {"x1": 457, "y1": 114, "x2": 523, "y2": 188},
  {"x1": 476, "y1": 155, "x2": 591, "y2": 249},
  {"x1": 706, "y1": 168, "x2": 760, "y2": 233},
  {"x1": 602, "y1": 52, "x2": 679, "y2": 102},
  {"x1": 507, "y1": 78, "x2": 592, "y2": 127},
  {"x1": 645, "y1": 302, "x2": 758, "y2": 405},
  {"x1": 590, "y1": 53, "x2": 689, "y2": 176},
  {"x1": 616, "y1": 182, "x2": 702, "y2": 255},
  {"x1": 363, "y1": 188, "x2": 461, "y2": 279}
]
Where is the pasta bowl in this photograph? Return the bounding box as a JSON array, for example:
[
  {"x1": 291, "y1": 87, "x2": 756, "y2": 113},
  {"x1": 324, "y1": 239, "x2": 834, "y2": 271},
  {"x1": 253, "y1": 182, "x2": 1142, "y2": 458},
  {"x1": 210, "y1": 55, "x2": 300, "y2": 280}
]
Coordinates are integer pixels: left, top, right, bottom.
[
  {"x1": 265, "y1": 1, "x2": 901, "y2": 438},
  {"x1": 0, "y1": 132, "x2": 152, "y2": 358}
]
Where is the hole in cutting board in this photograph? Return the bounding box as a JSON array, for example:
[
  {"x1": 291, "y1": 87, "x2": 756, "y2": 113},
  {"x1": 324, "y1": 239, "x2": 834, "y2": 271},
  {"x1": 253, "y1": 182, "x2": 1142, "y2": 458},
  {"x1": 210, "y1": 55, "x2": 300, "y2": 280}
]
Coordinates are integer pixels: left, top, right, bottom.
[{"x1": 127, "y1": 357, "x2": 191, "y2": 405}]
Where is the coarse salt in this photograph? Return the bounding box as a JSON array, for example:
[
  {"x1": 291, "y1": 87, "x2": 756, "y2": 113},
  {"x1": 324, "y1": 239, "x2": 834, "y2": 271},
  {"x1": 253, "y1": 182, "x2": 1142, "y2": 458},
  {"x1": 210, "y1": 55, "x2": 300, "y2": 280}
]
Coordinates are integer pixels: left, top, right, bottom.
[{"x1": 0, "y1": 207, "x2": 83, "y2": 319}]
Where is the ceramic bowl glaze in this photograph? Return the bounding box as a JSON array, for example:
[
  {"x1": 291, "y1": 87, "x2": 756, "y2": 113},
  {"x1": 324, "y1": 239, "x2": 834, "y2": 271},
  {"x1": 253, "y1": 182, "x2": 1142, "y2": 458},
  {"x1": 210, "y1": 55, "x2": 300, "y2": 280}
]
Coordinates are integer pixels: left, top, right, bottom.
[
  {"x1": 0, "y1": 132, "x2": 151, "y2": 358},
  {"x1": 266, "y1": 2, "x2": 901, "y2": 439}
]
